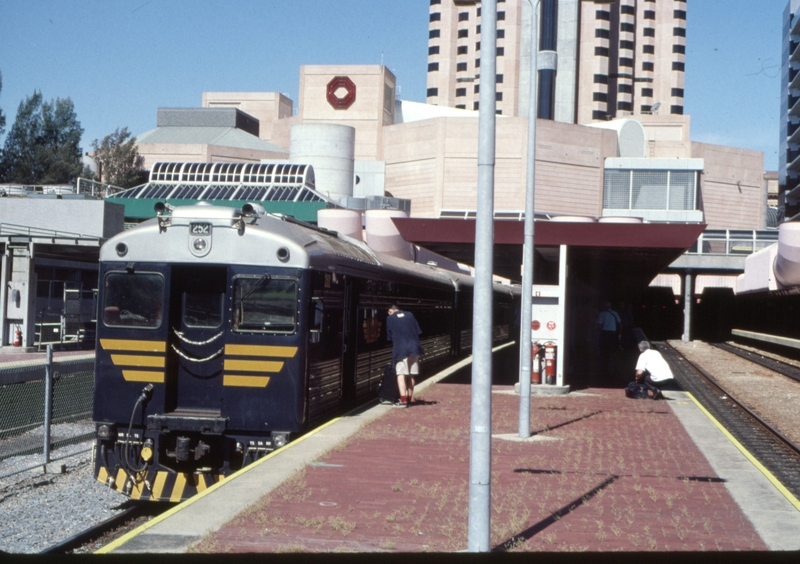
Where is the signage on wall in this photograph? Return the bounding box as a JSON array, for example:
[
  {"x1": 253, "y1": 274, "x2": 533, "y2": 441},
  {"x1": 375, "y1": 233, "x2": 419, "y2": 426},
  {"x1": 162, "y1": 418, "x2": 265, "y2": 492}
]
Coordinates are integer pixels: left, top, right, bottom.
[{"x1": 326, "y1": 76, "x2": 357, "y2": 110}]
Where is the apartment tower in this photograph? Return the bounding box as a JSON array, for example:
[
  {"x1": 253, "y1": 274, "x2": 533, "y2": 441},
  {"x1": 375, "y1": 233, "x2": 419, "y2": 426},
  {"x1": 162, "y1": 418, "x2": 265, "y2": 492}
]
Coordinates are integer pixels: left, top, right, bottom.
[{"x1": 426, "y1": 0, "x2": 686, "y2": 124}]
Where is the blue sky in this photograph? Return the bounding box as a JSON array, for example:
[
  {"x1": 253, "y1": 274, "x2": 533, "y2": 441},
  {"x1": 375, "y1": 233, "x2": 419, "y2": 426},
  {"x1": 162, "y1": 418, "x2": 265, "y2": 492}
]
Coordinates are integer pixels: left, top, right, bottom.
[{"x1": 0, "y1": 0, "x2": 788, "y2": 170}]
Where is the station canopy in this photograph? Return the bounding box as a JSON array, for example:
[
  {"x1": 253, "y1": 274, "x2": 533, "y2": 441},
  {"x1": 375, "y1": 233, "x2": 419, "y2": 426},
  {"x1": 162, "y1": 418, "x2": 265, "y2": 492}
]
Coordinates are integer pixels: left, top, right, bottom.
[{"x1": 108, "y1": 162, "x2": 333, "y2": 222}]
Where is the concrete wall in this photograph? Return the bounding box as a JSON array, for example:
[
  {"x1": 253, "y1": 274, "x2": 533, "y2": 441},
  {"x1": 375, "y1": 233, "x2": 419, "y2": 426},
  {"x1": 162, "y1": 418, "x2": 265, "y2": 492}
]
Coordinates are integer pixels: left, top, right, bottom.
[
  {"x1": 0, "y1": 198, "x2": 125, "y2": 239},
  {"x1": 202, "y1": 92, "x2": 293, "y2": 145},
  {"x1": 691, "y1": 142, "x2": 765, "y2": 230}
]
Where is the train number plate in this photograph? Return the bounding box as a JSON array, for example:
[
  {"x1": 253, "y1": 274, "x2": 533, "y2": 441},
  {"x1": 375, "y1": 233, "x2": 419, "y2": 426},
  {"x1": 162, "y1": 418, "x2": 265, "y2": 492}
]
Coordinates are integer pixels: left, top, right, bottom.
[{"x1": 190, "y1": 222, "x2": 212, "y2": 235}]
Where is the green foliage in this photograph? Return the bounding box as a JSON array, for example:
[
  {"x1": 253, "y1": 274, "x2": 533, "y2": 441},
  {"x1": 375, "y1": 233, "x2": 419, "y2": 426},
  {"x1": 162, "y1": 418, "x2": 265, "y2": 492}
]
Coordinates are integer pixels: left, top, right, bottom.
[
  {"x1": 0, "y1": 90, "x2": 85, "y2": 184},
  {"x1": 91, "y1": 127, "x2": 147, "y2": 188},
  {"x1": 0, "y1": 70, "x2": 6, "y2": 139}
]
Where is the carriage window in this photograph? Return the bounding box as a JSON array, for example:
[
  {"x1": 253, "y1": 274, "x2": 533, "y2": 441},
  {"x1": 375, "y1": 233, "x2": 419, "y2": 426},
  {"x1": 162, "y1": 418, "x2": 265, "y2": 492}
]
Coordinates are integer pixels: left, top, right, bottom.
[
  {"x1": 103, "y1": 272, "x2": 165, "y2": 329},
  {"x1": 232, "y1": 276, "x2": 297, "y2": 333},
  {"x1": 183, "y1": 292, "x2": 223, "y2": 328}
]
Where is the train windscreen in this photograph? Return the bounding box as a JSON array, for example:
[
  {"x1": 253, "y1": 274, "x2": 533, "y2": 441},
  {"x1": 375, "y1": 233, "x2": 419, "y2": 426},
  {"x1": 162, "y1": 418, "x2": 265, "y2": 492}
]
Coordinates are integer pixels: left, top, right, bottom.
[
  {"x1": 232, "y1": 276, "x2": 297, "y2": 333},
  {"x1": 102, "y1": 272, "x2": 165, "y2": 329}
]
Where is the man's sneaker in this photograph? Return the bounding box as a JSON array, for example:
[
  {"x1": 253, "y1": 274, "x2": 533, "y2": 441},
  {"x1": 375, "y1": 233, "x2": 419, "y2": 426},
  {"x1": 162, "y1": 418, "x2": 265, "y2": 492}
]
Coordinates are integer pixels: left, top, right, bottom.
[
  {"x1": 380, "y1": 398, "x2": 393, "y2": 405},
  {"x1": 394, "y1": 397, "x2": 408, "y2": 408}
]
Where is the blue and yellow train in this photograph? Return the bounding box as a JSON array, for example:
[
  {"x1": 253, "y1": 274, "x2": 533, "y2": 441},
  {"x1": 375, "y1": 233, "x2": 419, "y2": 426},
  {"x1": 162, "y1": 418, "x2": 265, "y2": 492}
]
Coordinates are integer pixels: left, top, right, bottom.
[{"x1": 92, "y1": 202, "x2": 517, "y2": 501}]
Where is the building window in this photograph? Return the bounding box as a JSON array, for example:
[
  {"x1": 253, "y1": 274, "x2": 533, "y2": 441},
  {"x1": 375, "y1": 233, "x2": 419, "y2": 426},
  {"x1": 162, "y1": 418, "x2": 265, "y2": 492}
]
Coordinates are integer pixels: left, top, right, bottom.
[
  {"x1": 618, "y1": 101, "x2": 633, "y2": 111},
  {"x1": 430, "y1": 12, "x2": 441, "y2": 22},
  {"x1": 458, "y1": 45, "x2": 468, "y2": 54},
  {"x1": 671, "y1": 88, "x2": 685, "y2": 97},
  {"x1": 428, "y1": 62, "x2": 439, "y2": 72},
  {"x1": 595, "y1": 46, "x2": 609, "y2": 57},
  {"x1": 459, "y1": 12, "x2": 469, "y2": 21},
  {"x1": 475, "y1": 42, "x2": 480, "y2": 51},
  {"x1": 674, "y1": 27, "x2": 686, "y2": 37},
  {"x1": 596, "y1": 28, "x2": 610, "y2": 39},
  {"x1": 620, "y1": 40, "x2": 634, "y2": 50},
  {"x1": 458, "y1": 29, "x2": 469, "y2": 38},
  {"x1": 672, "y1": 61, "x2": 685, "y2": 71},
  {"x1": 498, "y1": 11, "x2": 505, "y2": 21},
  {"x1": 456, "y1": 87, "x2": 467, "y2": 97},
  {"x1": 430, "y1": 0, "x2": 441, "y2": 4},
  {"x1": 673, "y1": 44, "x2": 686, "y2": 54},
  {"x1": 497, "y1": 29, "x2": 505, "y2": 38},
  {"x1": 619, "y1": 84, "x2": 632, "y2": 94},
  {"x1": 429, "y1": 46, "x2": 440, "y2": 55},
  {"x1": 671, "y1": 105, "x2": 684, "y2": 115},
  {"x1": 429, "y1": 29, "x2": 440, "y2": 39},
  {"x1": 427, "y1": 87, "x2": 438, "y2": 97},
  {"x1": 644, "y1": 27, "x2": 655, "y2": 37},
  {"x1": 474, "y1": 84, "x2": 480, "y2": 94},
  {"x1": 593, "y1": 110, "x2": 607, "y2": 120},
  {"x1": 641, "y1": 88, "x2": 653, "y2": 97},
  {"x1": 477, "y1": 7, "x2": 481, "y2": 16},
  {"x1": 644, "y1": 10, "x2": 655, "y2": 20},
  {"x1": 476, "y1": 25, "x2": 481, "y2": 33},
  {"x1": 641, "y1": 105, "x2": 652, "y2": 113},
  {"x1": 457, "y1": 62, "x2": 468, "y2": 72},
  {"x1": 643, "y1": 61, "x2": 654, "y2": 71},
  {"x1": 497, "y1": 47, "x2": 504, "y2": 56},
  {"x1": 593, "y1": 92, "x2": 608, "y2": 102},
  {"x1": 643, "y1": 45, "x2": 655, "y2": 54},
  {"x1": 456, "y1": 104, "x2": 466, "y2": 109},
  {"x1": 496, "y1": 92, "x2": 503, "y2": 101},
  {"x1": 496, "y1": 74, "x2": 503, "y2": 83},
  {"x1": 496, "y1": 109, "x2": 503, "y2": 115},
  {"x1": 475, "y1": 57, "x2": 480, "y2": 67},
  {"x1": 474, "y1": 101, "x2": 480, "y2": 110},
  {"x1": 621, "y1": 23, "x2": 635, "y2": 33},
  {"x1": 594, "y1": 74, "x2": 608, "y2": 84},
  {"x1": 596, "y1": 10, "x2": 610, "y2": 21},
  {"x1": 621, "y1": 5, "x2": 635, "y2": 15},
  {"x1": 674, "y1": 10, "x2": 687, "y2": 20},
  {"x1": 620, "y1": 57, "x2": 633, "y2": 67}
]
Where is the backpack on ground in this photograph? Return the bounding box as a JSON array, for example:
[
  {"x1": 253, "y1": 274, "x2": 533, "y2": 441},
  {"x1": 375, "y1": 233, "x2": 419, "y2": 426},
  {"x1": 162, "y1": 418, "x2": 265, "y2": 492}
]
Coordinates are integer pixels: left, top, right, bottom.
[
  {"x1": 625, "y1": 381, "x2": 662, "y2": 400},
  {"x1": 378, "y1": 362, "x2": 399, "y2": 404}
]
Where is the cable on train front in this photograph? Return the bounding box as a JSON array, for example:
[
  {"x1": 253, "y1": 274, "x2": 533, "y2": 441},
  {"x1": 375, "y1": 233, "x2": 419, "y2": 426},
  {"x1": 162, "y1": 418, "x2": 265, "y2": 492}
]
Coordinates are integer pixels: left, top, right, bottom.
[{"x1": 92, "y1": 202, "x2": 311, "y2": 502}]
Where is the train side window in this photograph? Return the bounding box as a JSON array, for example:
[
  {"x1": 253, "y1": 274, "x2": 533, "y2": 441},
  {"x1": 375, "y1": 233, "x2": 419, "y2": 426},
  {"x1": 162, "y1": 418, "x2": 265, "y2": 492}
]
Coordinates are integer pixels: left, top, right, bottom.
[
  {"x1": 103, "y1": 272, "x2": 164, "y2": 329},
  {"x1": 183, "y1": 292, "x2": 223, "y2": 328},
  {"x1": 232, "y1": 276, "x2": 297, "y2": 333}
]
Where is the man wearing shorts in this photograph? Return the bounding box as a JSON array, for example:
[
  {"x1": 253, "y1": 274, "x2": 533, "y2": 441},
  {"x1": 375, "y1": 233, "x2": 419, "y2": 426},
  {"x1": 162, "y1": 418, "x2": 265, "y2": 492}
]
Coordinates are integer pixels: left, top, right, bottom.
[{"x1": 386, "y1": 305, "x2": 424, "y2": 408}]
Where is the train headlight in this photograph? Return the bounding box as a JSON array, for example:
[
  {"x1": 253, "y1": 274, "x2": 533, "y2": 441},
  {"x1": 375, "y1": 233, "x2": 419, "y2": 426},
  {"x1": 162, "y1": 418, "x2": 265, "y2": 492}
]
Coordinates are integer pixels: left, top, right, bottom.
[
  {"x1": 193, "y1": 238, "x2": 207, "y2": 251},
  {"x1": 277, "y1": 247, "x2": 290, "y2": 263},
  {"x1": 189, "y1": 236, "x2": 211, "y2": 257},
  {"x1": 115, "y1": 243, "x2": 128, "y2": 257},
  {"x1": 97, "y1": 424, "x2": 114, "y2": 439},
  {"x1": 272, "y1": 433, "x2": 288, "y2": 448}
]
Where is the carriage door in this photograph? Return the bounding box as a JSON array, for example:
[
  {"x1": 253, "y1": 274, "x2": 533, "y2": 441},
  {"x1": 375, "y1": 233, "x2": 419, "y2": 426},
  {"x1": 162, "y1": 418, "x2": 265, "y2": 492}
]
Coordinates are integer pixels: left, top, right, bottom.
[
  {"x1": 168, "y1": 266, "x2": 227, "y2": 413},
  {"x1": 341, "y1": 277, "x2": 358, "y2": 403}
]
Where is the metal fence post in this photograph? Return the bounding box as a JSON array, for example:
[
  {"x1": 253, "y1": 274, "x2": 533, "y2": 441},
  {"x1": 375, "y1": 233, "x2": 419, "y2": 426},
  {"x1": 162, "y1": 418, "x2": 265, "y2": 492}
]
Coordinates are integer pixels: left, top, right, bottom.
[{"x1": 43, "y1": 344, "x2": 53, "y2": 472}]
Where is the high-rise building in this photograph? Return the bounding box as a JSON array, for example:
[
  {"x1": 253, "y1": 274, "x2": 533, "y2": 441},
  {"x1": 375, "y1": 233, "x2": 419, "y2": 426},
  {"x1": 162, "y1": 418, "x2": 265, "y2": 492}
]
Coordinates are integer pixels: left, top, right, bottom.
[
  {"x1": 426, "y1": 0, "x2": 686, "y2": 124},
  {"x1": 780, "y1": 0, "x2": 800, "y2": 222}
]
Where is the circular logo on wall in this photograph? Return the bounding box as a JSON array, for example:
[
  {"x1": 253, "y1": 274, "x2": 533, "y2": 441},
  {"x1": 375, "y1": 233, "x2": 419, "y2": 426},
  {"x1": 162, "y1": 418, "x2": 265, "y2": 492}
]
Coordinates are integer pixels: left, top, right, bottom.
[
  {"x1": 326, "y1": 76, "x2": 357, "y2": 110},
  {"x1": 531, "y1": 320, "x2": 540, "y2": 331},
  {"x1": 546, "y1": 320, "x2": 557, "y2": 331}
]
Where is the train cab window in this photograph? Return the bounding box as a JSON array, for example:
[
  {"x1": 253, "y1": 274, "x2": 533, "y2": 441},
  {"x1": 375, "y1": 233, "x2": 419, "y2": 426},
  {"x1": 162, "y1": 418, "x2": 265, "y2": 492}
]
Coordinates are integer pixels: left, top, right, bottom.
[
  {"x1": 232, "y1": 276, "x2": 297, "y2": 333},
  {"x1": 102, "y1": 272, "x2": 165, "y2": 329},
  {"x1": 183, "y1": 292, "x2": 224, "y2": 328}
]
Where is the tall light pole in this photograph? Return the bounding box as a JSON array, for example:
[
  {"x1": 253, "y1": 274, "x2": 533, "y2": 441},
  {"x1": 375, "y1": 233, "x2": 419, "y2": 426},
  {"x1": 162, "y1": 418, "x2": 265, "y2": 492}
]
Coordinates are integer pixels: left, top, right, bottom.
[{"x1": 519, "y1": 0, "x2": 618, "y2": 437}]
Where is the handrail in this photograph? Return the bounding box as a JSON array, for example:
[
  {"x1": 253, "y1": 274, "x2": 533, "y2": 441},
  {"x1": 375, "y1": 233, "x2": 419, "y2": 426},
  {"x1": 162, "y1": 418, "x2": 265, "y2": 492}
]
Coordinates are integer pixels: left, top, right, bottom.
[{"x1": 687, "y1": 229, "x2": 778, "y2": 256}]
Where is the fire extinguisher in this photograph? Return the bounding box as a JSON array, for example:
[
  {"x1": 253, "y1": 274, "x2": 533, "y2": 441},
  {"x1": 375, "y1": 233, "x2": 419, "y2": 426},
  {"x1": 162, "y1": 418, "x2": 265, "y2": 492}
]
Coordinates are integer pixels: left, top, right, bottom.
[
  {"x1": 531, "y1": 342, "x2": 542, "y2": 384},
  {"x1": 13, "y1": 325, "x2": 22, "y2": 347},
  {"x1": 544, "y1": 342, "x2": 557, "y2": 385}
]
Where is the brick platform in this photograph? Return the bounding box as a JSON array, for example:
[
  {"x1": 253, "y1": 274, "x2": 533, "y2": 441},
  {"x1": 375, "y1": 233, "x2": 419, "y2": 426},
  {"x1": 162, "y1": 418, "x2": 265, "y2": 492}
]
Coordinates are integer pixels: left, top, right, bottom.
[{"x1": 193, "y1": 379, "x2": 767, "y2": 553}]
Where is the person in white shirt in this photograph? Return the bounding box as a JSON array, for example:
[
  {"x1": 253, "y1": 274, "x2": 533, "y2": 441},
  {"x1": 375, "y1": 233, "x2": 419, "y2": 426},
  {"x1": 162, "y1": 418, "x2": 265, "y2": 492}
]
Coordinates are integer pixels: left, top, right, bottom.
[{"x1": 635, "y1": 341, "x2": 675, "y2": 389}]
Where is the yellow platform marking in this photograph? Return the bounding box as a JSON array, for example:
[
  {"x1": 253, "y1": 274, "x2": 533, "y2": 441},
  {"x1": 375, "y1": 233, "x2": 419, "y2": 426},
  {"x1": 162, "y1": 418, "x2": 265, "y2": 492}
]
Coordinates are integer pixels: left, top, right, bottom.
[
  {"x1": 152, "y1": 472, "x2": 168, "y2": 501},
  {"x1": 122, "y1": 370, "x2": 165, "y2": 383},
  {"x1": 170, "y1": 472, "x2": 187, "y2": 503},
  {"x1": 224, "y1": 344, "x2": 297, "y2": 357},
  {"x1": 686, "y1": 392, "x2": 800, "y2": 511},
  {"x1": 111, "y1": 354, "x2": 165, "y2": 368},
  {"x1": 101, "y1": 339, "x2": 166, "y2": 352},
  {"x1": 223, "y1": 359, "x2": 283, "y2": 373},
  {"x1": 223, "y1": 375, "x2": 271, "y2": 388}
]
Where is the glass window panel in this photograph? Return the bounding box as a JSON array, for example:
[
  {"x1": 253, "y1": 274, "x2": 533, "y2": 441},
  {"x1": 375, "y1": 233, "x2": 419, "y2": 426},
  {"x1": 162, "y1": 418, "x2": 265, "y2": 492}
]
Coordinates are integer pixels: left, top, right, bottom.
[
  {"x1": 183, "y1": 292, "x2": 223, "y2": 328},
  {"x1": 232, "y1": 276, "x2": 297, "y2": 333},
  {"x1": 632, "y1": 170, "x2": 669, "y2": 210},
  {"x1": 103, "y1": 272, "x2": 165, "y2": 329}
]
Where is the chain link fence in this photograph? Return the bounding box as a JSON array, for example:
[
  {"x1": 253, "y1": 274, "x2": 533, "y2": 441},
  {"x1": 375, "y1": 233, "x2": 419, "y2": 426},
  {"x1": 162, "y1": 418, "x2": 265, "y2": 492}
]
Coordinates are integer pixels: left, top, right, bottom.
[{"x1": 0, "y1": 349, "x2": 95, "y2": 478}]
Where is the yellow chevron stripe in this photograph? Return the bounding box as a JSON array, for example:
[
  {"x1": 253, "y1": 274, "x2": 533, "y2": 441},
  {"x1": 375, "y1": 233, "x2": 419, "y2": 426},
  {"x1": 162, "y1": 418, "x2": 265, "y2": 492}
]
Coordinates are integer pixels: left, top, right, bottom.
[
  {"x1": 122, "y1": 370, "x2": 165, "y2": 383},
  {"x1": 97, "y1": 466, "x2": 108, "y2": 485},
  {"x1": 170, "y1": 472, "x2": 187, "y2": 503},
  {"x1": 115, "y1": 468, "x2": 128, "y2": 492},
  {"x1": 223, "y1": 375, "x2": 271, "y2": 387},
  {"x1": 223, "y1": 359, "x2": 283, "y2": 372},
  {"x1": 195, "y1": 474, "x2": 208, "y2": 493},
  {"x1": 111, "y1": 354, "x2": 165, "y2": 368},
  {"x1": 152, "y1": 472, "x2": 168, "y2": 501},
  {"x1": 130, "y1": 478, "x2": 145, "y2": 500},
  {"x1": 101, "y1": 339, "x2": 166, "y2": 352},
  {"x1": 225, "y1": 344, "x2": 297, "y2": 357}
]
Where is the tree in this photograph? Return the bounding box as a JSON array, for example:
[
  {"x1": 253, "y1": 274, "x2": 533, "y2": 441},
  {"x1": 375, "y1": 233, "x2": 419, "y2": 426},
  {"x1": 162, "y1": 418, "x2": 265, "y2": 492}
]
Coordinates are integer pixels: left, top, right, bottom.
[
  {"x1": 0, "y1": 71, "x2": 6, "y2": 139},
  {"x1": 91, "y1": 127, "x2": 147, "y2": 188},
  {"x1": 0, "y1": 91, "x2": 85, "y2": 184}
]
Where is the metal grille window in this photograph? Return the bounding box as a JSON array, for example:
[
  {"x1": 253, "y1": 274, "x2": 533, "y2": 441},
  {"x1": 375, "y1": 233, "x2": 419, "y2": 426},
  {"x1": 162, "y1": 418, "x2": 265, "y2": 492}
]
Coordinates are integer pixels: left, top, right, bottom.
[{"x1": 603, "y1": 169, "x2": 697, "y2": 211}]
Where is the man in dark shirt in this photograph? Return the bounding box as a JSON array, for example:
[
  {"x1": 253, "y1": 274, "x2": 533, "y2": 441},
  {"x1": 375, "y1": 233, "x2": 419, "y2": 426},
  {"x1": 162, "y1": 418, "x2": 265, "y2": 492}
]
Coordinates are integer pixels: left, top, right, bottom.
[{"x1": 386, "y1": 305, "x2": 424, "y2": 408}]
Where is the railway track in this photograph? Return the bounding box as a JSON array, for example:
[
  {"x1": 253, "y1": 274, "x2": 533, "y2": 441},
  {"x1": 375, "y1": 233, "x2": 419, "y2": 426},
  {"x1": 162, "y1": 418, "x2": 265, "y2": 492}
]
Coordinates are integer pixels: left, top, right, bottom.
[
  {"x1": 40, "y1": 502, "x2": 166, "y2": 554},
  {"x1": 658, "y1": 341, "x2": 800, "y2": 500},
  {"x1": 714, "y1": 341, "x2": 800, "y2": 384}
]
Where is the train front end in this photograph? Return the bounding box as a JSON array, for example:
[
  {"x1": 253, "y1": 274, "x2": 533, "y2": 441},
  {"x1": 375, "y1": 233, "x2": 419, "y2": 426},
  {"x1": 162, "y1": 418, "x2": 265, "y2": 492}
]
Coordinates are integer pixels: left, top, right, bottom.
[{"x1": 92, "y1": 203, "x2": 310, "y2": 502}]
